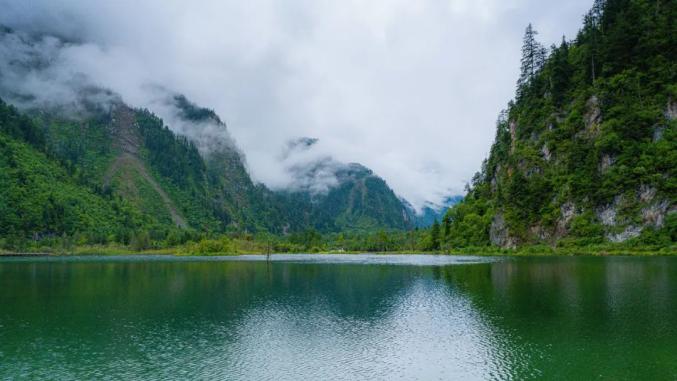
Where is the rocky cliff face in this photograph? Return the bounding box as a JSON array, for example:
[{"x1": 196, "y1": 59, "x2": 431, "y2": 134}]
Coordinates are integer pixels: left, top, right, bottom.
[{"x1": 446, "y1": 0, "x2": 676, "y2": 248}]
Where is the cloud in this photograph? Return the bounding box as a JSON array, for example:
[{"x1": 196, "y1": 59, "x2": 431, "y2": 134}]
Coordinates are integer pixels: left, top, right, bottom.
[{"x1": 0, "y1": 0, "x2": 592, "y2": 208}]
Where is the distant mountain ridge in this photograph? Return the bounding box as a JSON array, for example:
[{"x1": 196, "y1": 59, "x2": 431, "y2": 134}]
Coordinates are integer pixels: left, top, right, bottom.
[{"x1": 403, "y1": 195, "x2": 464, "y2": 228}]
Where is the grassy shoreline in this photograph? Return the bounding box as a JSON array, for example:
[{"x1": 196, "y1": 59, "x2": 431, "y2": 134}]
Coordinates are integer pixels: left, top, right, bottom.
[{"x1": 2, "y1": 243, "x2": 675, "y2": 257}]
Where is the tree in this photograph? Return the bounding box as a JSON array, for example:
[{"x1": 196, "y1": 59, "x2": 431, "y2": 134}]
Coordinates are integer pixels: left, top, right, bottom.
[
  {"x1": 517, "y1": 23, "x2": 547, "y2": 93},
  {"x1": 583, "y1": 0, "x2": 606, "y2": 82},
  {"x1": 550, "y1": 36, "x2": 572, "y2": 106},
  {"x1": 430, "y1": 219, "x2": 441, "y2": 251},
  {"x1": 442, "y1": 214, "x2": 451, "y2": 241},
  {"x1": 376, "y1": 230, "x2": 389, "y2": 252}
]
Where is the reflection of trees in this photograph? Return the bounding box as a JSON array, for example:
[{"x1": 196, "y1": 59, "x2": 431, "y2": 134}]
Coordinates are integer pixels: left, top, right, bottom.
[
  {"x1": 436, "y1": 257, "x2": 677, "y2": 379},
  {"x1": 0, "y1": 259, "x2": 425, "y2": 378},
  {"x1": 0, "y1": 259, "x2": 420, "y2": 337},
  {"x1": 2, "y1": 257, "x2": 676, "y2": 379}
]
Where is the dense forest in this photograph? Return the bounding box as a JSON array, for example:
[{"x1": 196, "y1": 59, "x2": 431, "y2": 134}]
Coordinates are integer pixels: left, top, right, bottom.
[
  {"x1": 441, "y1": 0, "x2": 675, "y2": 250},
  {"x1": 0, "y1": 89, "x2": 415, "y2": 252},
  {"x1": 0, "y1": 0, "x2": 674, "y2": 255}
]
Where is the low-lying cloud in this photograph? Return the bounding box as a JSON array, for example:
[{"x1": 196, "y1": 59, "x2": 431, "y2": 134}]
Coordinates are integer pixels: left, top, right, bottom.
[{"x1": 0, "y1": 0, "x2": 592, "y2": 209}]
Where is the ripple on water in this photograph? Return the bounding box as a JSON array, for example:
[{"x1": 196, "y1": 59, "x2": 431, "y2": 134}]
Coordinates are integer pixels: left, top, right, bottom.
[{"x1": 1, "y1": 256, "x2": 676, "y2": 380}]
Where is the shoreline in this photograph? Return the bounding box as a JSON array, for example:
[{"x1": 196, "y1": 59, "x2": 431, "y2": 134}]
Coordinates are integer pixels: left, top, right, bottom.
[{"x1": 2, "y1": 245, "x2": 675, "y2": 258}]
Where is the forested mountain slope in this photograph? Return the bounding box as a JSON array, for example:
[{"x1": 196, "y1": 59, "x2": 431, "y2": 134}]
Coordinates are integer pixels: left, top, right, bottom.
[
  {"x1": 0, "y1": 24, "x2": 419, "y2": 252},
  {"x1": 0, "y1": 91, "x2": 414, "y2": 248},
  {"x1": 444, "y1": 0, "x2": 676, "y2": 248}
]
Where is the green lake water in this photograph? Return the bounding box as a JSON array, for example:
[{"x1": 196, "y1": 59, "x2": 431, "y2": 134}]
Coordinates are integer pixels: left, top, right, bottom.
[{"x1": 1, "y1": 254, "x2": 676, "y2": 380}]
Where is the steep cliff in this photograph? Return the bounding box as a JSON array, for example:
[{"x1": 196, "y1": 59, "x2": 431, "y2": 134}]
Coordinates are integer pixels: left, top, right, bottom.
[{"x1": 445, "y1": 0, "x2": 675, "y2": 248}]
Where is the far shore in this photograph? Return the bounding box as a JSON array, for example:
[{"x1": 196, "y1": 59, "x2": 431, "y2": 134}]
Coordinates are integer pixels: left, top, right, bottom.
[{"x1": 2, "y1": 245, "x2": 676, "y2": 258}]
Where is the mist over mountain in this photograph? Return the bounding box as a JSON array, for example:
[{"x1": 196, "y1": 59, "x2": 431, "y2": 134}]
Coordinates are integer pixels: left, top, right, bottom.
[
  {"x1": 0, "y1": 0, "x2": 594, "y2": 209},
  {"x1": 0, "y1": 24, "x2": 417, "y2": 239},
  {"x1": 403, "y1": 195, "x2": 464, "y2": 228}
]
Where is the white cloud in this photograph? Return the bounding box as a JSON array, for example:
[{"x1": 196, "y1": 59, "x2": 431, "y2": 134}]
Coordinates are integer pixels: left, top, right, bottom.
[{"x1": 0, "y1": 0, "x2": 592, "y2": 208}]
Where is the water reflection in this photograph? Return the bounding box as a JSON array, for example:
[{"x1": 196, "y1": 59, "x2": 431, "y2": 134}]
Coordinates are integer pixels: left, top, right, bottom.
[
  {"x1": 1, "y1": 255, "x2": 676, "y2": 380},
  {"x1": 436, "y1": 257, "x2": 677, "y2": 379}
]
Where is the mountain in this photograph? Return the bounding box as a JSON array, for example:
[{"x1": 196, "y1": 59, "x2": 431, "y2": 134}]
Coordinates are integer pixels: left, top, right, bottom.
[
  {"x1": 403, "y1": 195, "x2": 463, "y2": 228},
  {"x1": 444, "y1": 0, "x2": 676, "y2": 248},
  {"x1": 274, "y1": 137, "x2": 412, "y2": 232},
  {"x1": 0, "y1": 25, "x2": 414, "y2": 246},
  {"x1": 0, "y1": 93, "x2": 413, "y2": 246}
]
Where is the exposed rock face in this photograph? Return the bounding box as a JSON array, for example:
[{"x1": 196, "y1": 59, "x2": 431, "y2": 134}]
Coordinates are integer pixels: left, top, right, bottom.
[
  {"x1": 653, "y1": 125, "x2": 665, "y2": 142},
  {"x1": 555, "y1": 201, "x2": 577, "y2": 238},
  {"x1": 666, "y1": 98, "x2": 677, "y2": 121},
  {"x1": 597, "y1": 199, "x2": 619, "y2": 227},
  {"x1": 638, "y1": 184, "x2": 657, "y2": 203},
  {"x1": 541, "y1": 144, "x2": 552, "y2": 161},
  {"x1": 607, "y1": 226, "x2": 642, "y2": 243},
  {"x1": 490, "y1": 164, "x2": 502, "y2": 193},
  {"x1": 105, "y1": 106, "x2": 188, "y2": 228},
  {"x1": 490, "y1": 212, "x2": 517, "y2": 249},
  {"x1": 592, "y1": 191, "x2": 671, "y2": 242},
  {"x1": 642, "y1": 200, "x2": 669, "y2": 228},
  {"x1": 599, "y1": 154, "x2": 616, "y2": 173},
  {"x1": 585, "y1": 95, "x2": 602, "y2": 136},
  {"x1": 530, "y1": 224, "x2": 550, "y2": 241},
  {"x1": 637, "y1": 185, "x2": 669, "y2": 229}
]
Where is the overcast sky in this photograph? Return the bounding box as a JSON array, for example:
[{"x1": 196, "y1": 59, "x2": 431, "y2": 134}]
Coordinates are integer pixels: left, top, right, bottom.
[{"x1": 0, "y1": 0, "x2": 592, "y2": 208}]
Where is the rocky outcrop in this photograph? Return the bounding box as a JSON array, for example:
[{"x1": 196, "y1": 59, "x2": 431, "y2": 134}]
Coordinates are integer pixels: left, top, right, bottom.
[
  {"x1": 638, "y1": 184, "x2": 657, "y2": 203},
  {"x1": 599, "y1": 154, "x2": 616, "y2": 173},
  {"x1": 642, "y1": 200, "x2": 669, "y2": 228},
  {"x1": 490, "y1": 212, "x2": 518, "y2": 248},
  {"x1": 592, "y1": 189, "x2": 672, "y2": 242},
  {"x1": 530, "y1": 224, "x2": 550, "y2": 241},
  {"x1": 509, "y1": 120, "x2": 518, "y2": 153},
  {"x1": 595, "y1": 196, "x2": 623, "y2": 227},
  {"x1": 555, "y1": 201, "x2": 577, "y2": 238},
  {"x1": 653, "y1": 125, "x2": 665, "y2": 142},
  {"x1": 584, "y1": 95, "x2": 602, "y2": 136},
  {"x1": 666, "y1": 97, "x2": 677, "y2": 121},
  {"x1": 541, "y1": 144, "x2": 552, "y2": 161},
  {"x1": 607, "y1": 225, "x2": 642, "y2": 243}
]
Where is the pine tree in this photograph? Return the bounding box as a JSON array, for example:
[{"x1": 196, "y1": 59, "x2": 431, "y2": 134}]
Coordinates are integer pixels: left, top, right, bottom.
[
  {"x1": 442, "y1": 214, "x2": 451, "y2": 240},
  {"x1": 550, "y1": 36, "x2": 572, "y2": 106},
  {"x1": 430, "y1": 219, "x2": 441, "y2": 250},
  {"x1": 584, "y1": 0, "x2": 606, "y2": 83},
  {"x1": 517, "y1": 23, "x2": 546, "y2": 95},
  {"x1": 591, "y1": 0, "x2": 606, "y2": 26}
]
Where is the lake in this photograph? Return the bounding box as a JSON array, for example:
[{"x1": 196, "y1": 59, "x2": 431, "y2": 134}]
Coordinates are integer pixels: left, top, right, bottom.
[{"x1": 1, "y1": 254, "x2": 676, "y2": 380}]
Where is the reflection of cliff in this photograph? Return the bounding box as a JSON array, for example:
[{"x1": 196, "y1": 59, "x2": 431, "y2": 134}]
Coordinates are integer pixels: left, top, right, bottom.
[{"x1": 436, "y1": 257, "x2": 677, "y2": 379}]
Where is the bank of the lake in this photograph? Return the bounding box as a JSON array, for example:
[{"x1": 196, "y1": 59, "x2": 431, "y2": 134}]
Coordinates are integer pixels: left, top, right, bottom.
[{"x1": 2, "y1": 242, "x2": 675, "y2": 257}]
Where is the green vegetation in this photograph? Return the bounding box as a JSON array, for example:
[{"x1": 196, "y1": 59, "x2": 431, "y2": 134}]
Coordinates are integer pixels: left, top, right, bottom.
[
  {"x1": 0, "y1": 0, "x2": 674, "y2": 256},
  {"x1": 442, "y1": 0, "x2": 675, "y2": 250},
  {"x1": 0, "y1": 96, "x2": 413, "y2": 252}
]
